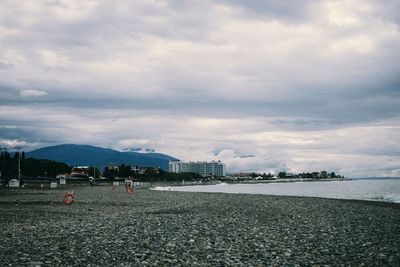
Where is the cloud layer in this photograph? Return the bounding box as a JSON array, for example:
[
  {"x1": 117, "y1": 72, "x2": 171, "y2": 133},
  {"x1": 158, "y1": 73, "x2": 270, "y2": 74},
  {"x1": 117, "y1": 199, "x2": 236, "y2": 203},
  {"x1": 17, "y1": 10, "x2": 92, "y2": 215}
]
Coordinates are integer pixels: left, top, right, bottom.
[{"x1": 1, "y1": 0, "x2": 399, "y2": 177}]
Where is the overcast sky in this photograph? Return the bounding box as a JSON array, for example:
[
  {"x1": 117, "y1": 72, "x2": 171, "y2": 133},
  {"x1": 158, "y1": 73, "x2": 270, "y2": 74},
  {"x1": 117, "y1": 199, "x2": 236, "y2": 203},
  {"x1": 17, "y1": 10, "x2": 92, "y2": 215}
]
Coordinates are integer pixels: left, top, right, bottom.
[{"x1": 1, "y1": 0, "x2": 399, "y2": 177}]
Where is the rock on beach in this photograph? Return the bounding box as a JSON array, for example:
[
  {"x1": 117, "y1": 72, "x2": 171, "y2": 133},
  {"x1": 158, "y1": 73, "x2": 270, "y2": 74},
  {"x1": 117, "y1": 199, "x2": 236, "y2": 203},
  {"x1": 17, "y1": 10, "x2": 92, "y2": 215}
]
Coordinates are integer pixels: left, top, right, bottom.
[{"x1": 0, "y1": 186, "x2": 399, "y2": 266}]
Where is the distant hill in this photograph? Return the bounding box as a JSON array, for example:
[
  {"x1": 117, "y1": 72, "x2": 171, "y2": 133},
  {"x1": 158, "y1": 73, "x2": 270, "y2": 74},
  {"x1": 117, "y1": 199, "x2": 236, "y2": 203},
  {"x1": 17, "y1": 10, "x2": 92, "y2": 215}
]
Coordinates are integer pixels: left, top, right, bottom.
[{"x1": 26, "y1": 144, "x2": 178, "y2": 171}]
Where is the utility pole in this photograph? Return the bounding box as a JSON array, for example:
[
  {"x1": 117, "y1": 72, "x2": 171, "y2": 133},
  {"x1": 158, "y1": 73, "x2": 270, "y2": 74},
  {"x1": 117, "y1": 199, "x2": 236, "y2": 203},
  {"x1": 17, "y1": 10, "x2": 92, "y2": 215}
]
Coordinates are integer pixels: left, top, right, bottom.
[{"x1": 18, "y1": 152, "x2": 21, "y2": 183}]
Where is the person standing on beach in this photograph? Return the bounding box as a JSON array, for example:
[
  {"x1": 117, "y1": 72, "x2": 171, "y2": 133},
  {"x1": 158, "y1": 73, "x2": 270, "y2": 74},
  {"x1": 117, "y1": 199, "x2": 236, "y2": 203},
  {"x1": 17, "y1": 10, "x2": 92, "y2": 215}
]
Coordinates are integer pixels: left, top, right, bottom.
[{"x1": 125, "y1": 179, "x2": 134, "y2": 194}]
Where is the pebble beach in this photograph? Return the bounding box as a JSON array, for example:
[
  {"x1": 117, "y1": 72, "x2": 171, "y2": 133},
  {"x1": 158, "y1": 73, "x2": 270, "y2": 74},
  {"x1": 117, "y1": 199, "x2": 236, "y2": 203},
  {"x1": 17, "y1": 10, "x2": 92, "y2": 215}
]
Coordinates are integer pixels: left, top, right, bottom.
[{"x1": 1, "y1": 186, "x2": 399, "y2": 266}]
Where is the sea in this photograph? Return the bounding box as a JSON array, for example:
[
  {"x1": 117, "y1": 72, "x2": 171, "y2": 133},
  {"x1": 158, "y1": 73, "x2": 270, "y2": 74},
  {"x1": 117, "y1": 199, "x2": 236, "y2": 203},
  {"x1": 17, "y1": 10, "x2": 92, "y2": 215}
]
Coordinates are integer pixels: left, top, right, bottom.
[{"x1": 152, "y1": 178, "x2": 400, "y2": 203}]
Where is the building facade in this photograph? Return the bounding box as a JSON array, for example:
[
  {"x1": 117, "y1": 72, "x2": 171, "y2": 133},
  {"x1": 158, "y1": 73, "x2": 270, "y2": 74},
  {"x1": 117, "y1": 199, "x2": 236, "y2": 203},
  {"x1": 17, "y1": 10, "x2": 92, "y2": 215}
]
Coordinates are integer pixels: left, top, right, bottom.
[{"x1": 169, "y1": 160, "x2": 226, "y2": 177}]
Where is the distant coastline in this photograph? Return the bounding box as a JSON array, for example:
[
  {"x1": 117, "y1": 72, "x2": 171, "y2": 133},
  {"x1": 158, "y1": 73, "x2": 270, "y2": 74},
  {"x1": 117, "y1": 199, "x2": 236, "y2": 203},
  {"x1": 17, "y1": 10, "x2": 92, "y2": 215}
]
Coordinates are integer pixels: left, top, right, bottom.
[
  {"x1": 225, "y1": 177, "x2": 350, "y2": 184},
  {"x1": 352, "y1": 176, "x2": 400, "y2": 180}
]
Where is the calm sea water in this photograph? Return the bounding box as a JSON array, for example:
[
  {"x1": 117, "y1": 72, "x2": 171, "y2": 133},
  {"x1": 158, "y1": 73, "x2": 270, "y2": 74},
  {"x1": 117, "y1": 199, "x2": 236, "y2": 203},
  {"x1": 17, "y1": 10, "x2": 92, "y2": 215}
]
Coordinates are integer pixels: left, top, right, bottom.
[{"x1": 152, "y1": 178, "x2": 400, "y2": 203}]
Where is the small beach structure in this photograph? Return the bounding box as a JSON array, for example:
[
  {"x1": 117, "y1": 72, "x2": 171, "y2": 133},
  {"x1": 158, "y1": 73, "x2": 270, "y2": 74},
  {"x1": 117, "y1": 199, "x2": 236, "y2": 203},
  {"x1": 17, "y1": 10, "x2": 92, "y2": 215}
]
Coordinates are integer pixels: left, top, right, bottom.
[{"x1": 8, "y1": 179, "x2": 20, "y2": 187}]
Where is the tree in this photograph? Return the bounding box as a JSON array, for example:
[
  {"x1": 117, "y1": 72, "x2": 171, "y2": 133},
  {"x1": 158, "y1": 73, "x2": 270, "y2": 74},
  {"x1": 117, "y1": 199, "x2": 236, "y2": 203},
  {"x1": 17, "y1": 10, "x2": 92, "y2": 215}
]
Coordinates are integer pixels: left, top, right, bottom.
[
  {"x1": 103, "y1": 167, "x2": 117, "y2": 180},
  {"x1": 278, "y1": 172, "x2": 287, "y2": 179},
  {"x1": 88, "y1": 167, "x2": 101, "y2": 178},
  {"x1": 320, "y1": 171, "x2": 328, "y2": 179}
]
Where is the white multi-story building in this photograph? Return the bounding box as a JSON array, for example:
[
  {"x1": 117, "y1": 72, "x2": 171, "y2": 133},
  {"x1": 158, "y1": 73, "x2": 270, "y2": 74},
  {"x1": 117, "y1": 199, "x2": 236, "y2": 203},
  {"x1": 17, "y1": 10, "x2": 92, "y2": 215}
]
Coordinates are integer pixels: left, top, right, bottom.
[{"x1": 169, "y1": 160, "x2": 226, "y2": 177}]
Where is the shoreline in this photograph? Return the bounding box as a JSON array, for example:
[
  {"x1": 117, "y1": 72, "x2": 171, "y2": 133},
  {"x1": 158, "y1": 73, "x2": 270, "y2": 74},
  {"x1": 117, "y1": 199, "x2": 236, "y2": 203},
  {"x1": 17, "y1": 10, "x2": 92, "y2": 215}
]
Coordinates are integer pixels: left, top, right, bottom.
[
  {"x1": 152, "y1": 179, "x2": 400, "y2": 204},
  {"x1": 3, "y1": 176, "x2": 400, "y2": 204},
  {"x1": 1, "y1": 186, "x2": 399, "y2": 265},
  {"x1": 153, "y1": 188, "x2": 400, "y2": 205}
]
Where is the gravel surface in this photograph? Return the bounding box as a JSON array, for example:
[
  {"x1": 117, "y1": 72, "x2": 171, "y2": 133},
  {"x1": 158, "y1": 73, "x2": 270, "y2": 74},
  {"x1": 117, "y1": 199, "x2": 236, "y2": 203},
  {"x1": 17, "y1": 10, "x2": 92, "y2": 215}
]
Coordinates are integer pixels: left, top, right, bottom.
[{"x1": 0, "y1": 186, "x2": 399, "y2": 266}]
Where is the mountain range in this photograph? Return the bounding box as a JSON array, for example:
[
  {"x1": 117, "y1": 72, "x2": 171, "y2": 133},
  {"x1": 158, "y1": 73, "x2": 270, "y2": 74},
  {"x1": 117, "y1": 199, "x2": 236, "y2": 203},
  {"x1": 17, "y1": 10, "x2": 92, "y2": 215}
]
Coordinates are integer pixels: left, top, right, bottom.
[{"x1": 26, "y1": 144, "x2": 178, "y2": 171}]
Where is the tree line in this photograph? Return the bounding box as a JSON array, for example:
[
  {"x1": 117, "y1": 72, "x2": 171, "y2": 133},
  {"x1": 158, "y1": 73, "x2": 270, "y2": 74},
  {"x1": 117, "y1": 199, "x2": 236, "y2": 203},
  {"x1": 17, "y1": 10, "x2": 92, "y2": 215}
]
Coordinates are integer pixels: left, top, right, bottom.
[
  {"x1": 0, "y1": 152, "x2": 203, "y2": 182},
  {"x1": 103, "y1": 164, "x2": 203, "y2": 181},
  {"x1": 0, "y1": 151, "x2": 71, "y2": 181},
  {"x1": 277, "y1": 171, "x2": 343, "y2": 179},
  {"x1": 242, "y1": 171, "x2": 344, "y2": 179}
]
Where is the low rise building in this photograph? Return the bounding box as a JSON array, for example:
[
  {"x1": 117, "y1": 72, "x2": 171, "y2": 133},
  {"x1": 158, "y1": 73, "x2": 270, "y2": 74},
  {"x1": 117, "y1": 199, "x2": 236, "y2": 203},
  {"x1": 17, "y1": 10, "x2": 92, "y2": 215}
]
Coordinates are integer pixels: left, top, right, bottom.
[
  {"x1": 108, "y1": 165, "x2": 120, "y2": 171},
  {"x1": 169, "y1": 160, "x2": 226, "y2": 177}
]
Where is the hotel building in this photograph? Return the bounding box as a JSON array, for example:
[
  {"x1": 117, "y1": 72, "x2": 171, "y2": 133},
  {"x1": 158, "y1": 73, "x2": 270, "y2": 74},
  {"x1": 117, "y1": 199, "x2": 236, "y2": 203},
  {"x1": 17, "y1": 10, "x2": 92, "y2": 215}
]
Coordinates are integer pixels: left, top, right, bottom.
[{"x1": 169, "y1": 160, "x2": 226, "y2": 177}]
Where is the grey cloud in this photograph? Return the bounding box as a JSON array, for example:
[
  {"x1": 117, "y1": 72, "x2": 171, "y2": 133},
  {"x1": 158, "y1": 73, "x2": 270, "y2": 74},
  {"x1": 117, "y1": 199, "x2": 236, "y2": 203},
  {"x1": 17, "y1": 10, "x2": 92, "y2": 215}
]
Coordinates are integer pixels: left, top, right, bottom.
[
  {"x1": 238, "y1": 155, "x2": 255, "y2": 159},
  {"x1": 269, "y1": 119, "x2": 346, "y2": 131},
  {"x1": 0, "y1": 61, "x2": 12, "y2": 69},
  {"x1": 1, "y1": 88, "x2": 398, "y2": 132},
  {"x1": 12, "y1": 1, "x2": 216, "y2": 49},
  {"x1": 212, "y1": 148, "x2": 255, "y2": 159},
  {"x1": 377, "y1": 1, "x2": 400, "y2": 26},
  {"x1": 359, "y1": 148, "x2": 400, "y2": 157},
  {"x1": 220, "y1": 0, "x2": 318, "y2": 21},
  {"x1": 0, "y1": 127, "x2": 29, "y2": 141},
  {"x1": 0, "y1": 86, "x2": 17, "y2": 103},
  {"x1": 0, "y1": 127, "x2": 51, "y2": 151}
]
